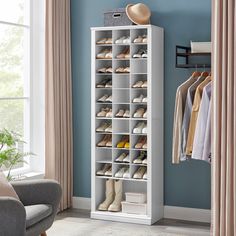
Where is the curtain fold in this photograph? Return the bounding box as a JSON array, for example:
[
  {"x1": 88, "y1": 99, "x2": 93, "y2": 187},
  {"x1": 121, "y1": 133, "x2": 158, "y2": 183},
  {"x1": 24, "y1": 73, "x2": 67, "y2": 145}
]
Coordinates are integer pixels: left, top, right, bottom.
[
  {"x1": 212, "y1": 0, "x2": 235, "y2": 234},
  {"x1": 45, "y1": 0, "x2": 73, "y2": 211}
]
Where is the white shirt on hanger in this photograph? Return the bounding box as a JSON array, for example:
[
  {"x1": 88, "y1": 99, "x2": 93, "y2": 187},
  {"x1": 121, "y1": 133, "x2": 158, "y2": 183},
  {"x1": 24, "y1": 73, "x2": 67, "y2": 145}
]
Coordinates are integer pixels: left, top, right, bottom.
[{"x1": 192, "y1": 81, "x2": 212, "y2": 161}]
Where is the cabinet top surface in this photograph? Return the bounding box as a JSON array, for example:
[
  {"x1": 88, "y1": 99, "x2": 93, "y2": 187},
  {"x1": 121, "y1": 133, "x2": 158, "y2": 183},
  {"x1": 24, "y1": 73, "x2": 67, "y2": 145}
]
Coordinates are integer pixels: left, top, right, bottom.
[{"x1": 91, "y1": 24, "x2": 163, "y2": 31}]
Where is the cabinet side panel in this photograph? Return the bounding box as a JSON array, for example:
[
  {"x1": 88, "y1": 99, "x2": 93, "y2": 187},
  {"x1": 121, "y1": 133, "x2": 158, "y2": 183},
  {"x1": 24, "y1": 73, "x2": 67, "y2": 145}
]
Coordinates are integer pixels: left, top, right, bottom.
[{"x1": 149, "y1": 26, "x2": 164, "y2": 222}]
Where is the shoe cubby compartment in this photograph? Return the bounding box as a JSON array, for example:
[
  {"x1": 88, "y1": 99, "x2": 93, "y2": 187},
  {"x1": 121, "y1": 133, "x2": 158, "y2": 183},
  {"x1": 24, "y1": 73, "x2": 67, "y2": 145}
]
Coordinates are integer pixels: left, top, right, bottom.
[
  {"x1": 130, "y1": 150, "x2": 147, "y2": 166},
  {"x1": 95, "y1": 30, "x2": 112, "y2": 45},
  {"x1": 113, "y1": 30, "x2": 130, "y2": 45},
  {"x1": 113, "y1": 45, "x2": 130, "y2": 60},
  {"x1": 131, "y1": 90, "x2": 147, "y2": 103},
  {"x1": 113, "y1": 164, "x2": 130, "y2": 179},
  {"x1": 113, "y1": 149, "x2": 130, "y2": 163},
  {"x1": 131, "y1": 74, "x2": 147, "y2": 87},
  {"x1": 112, "y1": 119, "x2": 129, "y2": 134},
  {"x1": 92, "y1": 26, "x2": 163, "y2": 225},
  {"x1": 96, "y1": 148, "x2": 112, "y2": 163},
  {"x1": 113, "y1": 104, "x2": 129, "y2": 118},
  {"x1": 112, "y1": 89, "x2": 130, "y2": 104},
  {"x1": 113, "y1": 74, "x2": 130, "y2": 89},
  {"x1": 113, "y1": 60, "x2": 130, "y2": 74},
  {"x1": 131, "y1": 120, "x2": 147, "y2": 134},
  {"x1": 96, "y1": 75, "x2": 112, "y2": 88},
  {"x1": 131, "y1": 135, "x2": 147, "y2": 150},
  {"x1": 96, "y1": 104, "x2": 112, "y2": 118},
  {"x1": 113, "y1": 134, "x2": 130, "y2": 149},
  {"x1": 131, "y1": 29, "x2": 148, "y2": 44},
  {"x1": 130, "y1": 165, "x2": 147, "y2": 181},
  {"x1": 131, "y1": 104, "x2": 147, "y2": 119},
  {"x1": 130, "y1": 58, "x2": 147, "y2": 74}
]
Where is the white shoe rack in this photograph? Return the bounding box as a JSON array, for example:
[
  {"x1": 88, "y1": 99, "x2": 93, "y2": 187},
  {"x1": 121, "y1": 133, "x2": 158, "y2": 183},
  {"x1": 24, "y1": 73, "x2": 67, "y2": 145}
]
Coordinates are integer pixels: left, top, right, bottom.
[{"x1": 91, "y1": 25, "x2": 164, "y2": 225}]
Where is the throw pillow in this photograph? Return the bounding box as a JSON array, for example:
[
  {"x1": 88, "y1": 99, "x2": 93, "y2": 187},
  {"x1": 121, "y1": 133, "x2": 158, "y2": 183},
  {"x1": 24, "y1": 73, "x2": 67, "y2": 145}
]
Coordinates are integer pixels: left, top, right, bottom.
[{"x1": 0, "y1": 171, "x2": 19, "y2": 200}]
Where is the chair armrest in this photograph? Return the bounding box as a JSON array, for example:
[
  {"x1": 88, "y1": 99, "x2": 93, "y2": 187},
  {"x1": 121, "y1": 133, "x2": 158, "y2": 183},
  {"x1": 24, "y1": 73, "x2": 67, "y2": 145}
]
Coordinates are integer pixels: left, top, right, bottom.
[
  {"x1": 0, "y1": 197, "x2": 26, "y2": 236},
  {"x1": 12, "y1": 179, "x2": 62, "y2": 213}
]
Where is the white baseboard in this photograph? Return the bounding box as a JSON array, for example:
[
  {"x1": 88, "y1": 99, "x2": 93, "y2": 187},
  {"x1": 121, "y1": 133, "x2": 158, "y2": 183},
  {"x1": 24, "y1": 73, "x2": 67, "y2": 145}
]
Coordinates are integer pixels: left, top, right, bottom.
[{"x1": 72, "y1": 197, "x2": 211, "y2": 223}]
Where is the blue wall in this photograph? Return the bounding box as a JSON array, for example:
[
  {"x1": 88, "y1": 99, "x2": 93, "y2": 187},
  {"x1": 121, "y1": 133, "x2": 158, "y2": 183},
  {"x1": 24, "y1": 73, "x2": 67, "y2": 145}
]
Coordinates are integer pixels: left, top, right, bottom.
[{"x1": 71, "y1": 0, "x2": 211, "y2": 209}]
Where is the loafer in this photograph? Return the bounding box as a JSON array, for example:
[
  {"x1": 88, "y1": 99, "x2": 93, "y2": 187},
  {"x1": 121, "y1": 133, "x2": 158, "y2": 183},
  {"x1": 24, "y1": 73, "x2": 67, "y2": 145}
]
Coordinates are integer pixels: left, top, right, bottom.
[
  {"x1": 143, "y1": 110, "x2": 147, "y2": 118},
  {"x1": 133, "y1": 166, "x2": 146, "y2": 179},
  {"x1": 115, "y1": 167, "x2": 128, "y2": 178},
  {"x1": 143, "y1": 170, "x2": 147, "y2": 179},
  {"x1": 123, "y1": 154, "x2": 130, "y2": 163},
  {"x1": 124, "y1": 141, "x2": 130, "y2": 149},
  {"x1": 105, "y1": 123, "x2": 112, "y2": 133},
  {"x1": 97, "y1": 94, "x2": 109, "y2": 103},
  {"x1": 96, "y1": 78, "x2": 110, "y2": 88},
  {"x1": 97, "y1": 134, "x2": 111, "y2": 147},
  {"x1": 106, "y1": 67, "x2": 113, "y2": 73},
  {"x1": 106, "y1": 109, "x2": 113, "y2": 118},
  {"x1": 133, "y1": 35, "x2": 143, "y2": 43},
  {"x1": 142, "y1": 97, "x2": 147, "y2": 103},
  {"x1": 123, "y1": 110, "x2": 130, "y2": 118},
  {"x1": 115, "y1": 153, "x2": 128, "y2": 162},
  {"x1": 96, "y1": 49, "x2": 110, "y2": 59},
  {"x1": 105, "y1": 49, "x2": 112, "y2": 59},
  {"x1": 96, "y1": 163, "x2": 111, "y2": 176},
  {"x1": 123, "y1": 168, "x2": 131, "y2": 178},
  {"x1": 142, "y1": 158, "x2": 147, "y2": 165},
  {"x1": 96, "y1": 122, "x2": 110, "y2": 132},
  {"x1": 133, "y1": 94, "x2": 144, "y2": 103},
  {"x1": 96, "y1": 107, "x2": 110, "y2": 117},
  {"x1": 135, "y1": 136, "x2": 147, "y2": 149},
  {"x1": 141, "y1": 81, "x2": 147, "y2": 88},
  {"x1": 115, "y1": 109, "x2": 125, "y2": 118},
  {"x1": 142, "y1": 124, "x2": 147, "y2": 134},
  {"x1": 132, "y1": 81, "x2": 144, "y2": 88},
  {"x1": 133, "y1": 108, "x2": 145, "y2": 118},
  {"x1": 106, "y1": 136, "x2": 112, "y2": 147},
  {"x1": 105, "y1": 95, "x2": 112, "y2": 103},
  {"x1": 104, "y1": 166, "x2": 112, "y2": 176},
  {"x1": 123, "y1": 67, "x2": 130, "y2": 73},
  {"x1": 133, "y1": 151, "x2": 146, "y2": 164},
  {"x1": 116, "y1": 136, "x2": 129, "y2": 148},
  {"x1": 133, "y1": 122, "x2": 146, "y2": 134},
  {"x1": 96, "y1": 38, "x2": 107, "y2": 44},
  {"x1": 105, "y1": 38, "x2": 112, "y2": 44},
  {"x1": 115, "y1": 36, "x2": 126, "y2": 44}
]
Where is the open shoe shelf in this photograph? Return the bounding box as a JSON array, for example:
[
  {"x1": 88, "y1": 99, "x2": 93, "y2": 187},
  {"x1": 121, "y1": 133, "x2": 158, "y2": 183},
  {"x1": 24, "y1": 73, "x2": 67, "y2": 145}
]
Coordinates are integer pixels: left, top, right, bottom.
[{"x1": 91, "y1": 25, "x2": 164, "y2": 225}]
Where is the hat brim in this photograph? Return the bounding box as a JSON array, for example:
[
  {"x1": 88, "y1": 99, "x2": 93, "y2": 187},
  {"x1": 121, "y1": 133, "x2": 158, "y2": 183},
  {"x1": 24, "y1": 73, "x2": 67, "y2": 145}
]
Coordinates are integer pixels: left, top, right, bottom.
[{"x1": 126, "y1": 4, "x2": 150, "y2": 25}]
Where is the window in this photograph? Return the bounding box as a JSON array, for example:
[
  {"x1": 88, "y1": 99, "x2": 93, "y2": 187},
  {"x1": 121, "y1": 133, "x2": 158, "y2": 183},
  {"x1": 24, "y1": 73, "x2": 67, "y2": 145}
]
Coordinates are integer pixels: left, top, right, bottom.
[{"x1": 0, "y1": 0, "x2": 45, "y2": 175}]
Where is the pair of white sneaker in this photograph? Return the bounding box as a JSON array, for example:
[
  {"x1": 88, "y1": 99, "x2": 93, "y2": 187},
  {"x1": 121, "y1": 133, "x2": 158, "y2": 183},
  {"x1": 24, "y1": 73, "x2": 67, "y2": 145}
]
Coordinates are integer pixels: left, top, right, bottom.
[
  {"x1": 133, "y1": 122, "x2": 147, "y2": 134},
  {"x1": 115, "y1": 36, "x2": 130, "y2": 44},
  {"x1": 115, "y1": 167, "x2": 130, "y2": 178},
  {"x1": 115, "y1": 153, "x2": 130, "y2": 163},
  {"x1": 133, "y1": 94, "x2": 147, "y2": 103}
]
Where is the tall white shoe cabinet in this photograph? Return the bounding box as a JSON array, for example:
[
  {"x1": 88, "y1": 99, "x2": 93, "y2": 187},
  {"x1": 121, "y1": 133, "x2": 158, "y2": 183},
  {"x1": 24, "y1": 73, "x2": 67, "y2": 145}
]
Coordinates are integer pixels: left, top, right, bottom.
[{"x1": 91, "y1": 25, "x2": 164, "y2": 225}]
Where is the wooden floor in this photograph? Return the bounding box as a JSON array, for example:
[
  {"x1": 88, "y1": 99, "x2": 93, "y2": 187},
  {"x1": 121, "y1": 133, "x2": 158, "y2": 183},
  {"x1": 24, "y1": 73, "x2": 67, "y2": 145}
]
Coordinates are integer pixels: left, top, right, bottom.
[{"x1": 47, "y1": 209, "x2": 210, "y2": 236}]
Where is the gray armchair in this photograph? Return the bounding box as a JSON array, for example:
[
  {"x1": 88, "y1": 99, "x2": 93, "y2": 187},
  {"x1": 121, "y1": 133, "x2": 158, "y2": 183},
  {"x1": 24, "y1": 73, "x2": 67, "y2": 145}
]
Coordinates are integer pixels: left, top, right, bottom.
[{"x1": 0, "y1": 179, "x2": 62, "y2": 236}]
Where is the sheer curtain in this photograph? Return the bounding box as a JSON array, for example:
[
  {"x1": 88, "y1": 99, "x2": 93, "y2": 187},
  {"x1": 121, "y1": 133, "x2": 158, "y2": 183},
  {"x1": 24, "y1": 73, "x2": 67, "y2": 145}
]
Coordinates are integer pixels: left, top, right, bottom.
[
  {"x1": 212, "y1": 0, "x2": 236, "y2": 234},
  {"x1": 45, "y1": 0, "x2": 73, "y2": 211}
]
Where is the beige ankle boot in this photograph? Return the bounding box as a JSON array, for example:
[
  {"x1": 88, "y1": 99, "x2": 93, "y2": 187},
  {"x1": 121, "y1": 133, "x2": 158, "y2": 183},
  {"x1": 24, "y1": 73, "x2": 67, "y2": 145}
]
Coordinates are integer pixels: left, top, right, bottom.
[
  {"x1": 98, "y1": 179, "x2": 114, "y2": 211},
  {"x1": 108, "y1": 180, "x2": 122, "y2": 212}
]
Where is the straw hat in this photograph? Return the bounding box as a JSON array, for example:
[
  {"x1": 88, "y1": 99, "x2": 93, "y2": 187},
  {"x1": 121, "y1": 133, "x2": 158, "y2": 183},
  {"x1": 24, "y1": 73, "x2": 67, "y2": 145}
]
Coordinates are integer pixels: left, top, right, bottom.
[{"x1": 126, "y1": 3, "x2": 151, "y2": 25}]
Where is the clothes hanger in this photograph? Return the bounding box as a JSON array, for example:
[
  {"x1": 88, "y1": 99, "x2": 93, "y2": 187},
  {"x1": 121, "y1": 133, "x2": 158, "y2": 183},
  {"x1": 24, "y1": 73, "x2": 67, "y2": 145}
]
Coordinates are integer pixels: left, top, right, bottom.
[
  {"x1": 201, "y1": 64, "x2": 209, "y2": 77},
  {"x1": 192, "y1": 65, "x2": 201, "y2": 77}
]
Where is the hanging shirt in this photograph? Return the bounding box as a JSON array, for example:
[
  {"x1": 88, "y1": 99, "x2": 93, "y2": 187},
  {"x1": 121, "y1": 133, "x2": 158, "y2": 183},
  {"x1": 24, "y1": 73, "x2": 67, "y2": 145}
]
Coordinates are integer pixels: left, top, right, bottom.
[
  {"x1": 192, "y1": 82, "x2": 212, "y2": 160},
  {"x1": 186, "y1": 76, "x2": 211, "y2": 155},
  {"x1": 172, "y1": 75, "x2": 197, "y2": 164},
  {"x1": 202, "y1": 98, "x2": 212, "y2": 163},
  {"x1": 180, "y1": 76, "x2": 206, "y2": 161}
]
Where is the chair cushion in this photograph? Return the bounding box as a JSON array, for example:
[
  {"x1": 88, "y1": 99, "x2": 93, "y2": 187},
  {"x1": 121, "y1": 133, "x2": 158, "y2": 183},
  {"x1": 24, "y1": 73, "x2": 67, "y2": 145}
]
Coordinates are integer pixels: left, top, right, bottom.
[
  {"x1": 25, "y1": 204, "x2": 52, "y2": 228},
  {"x1": 0, "y1": 171, "x2": 19, "y2": 200}
]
